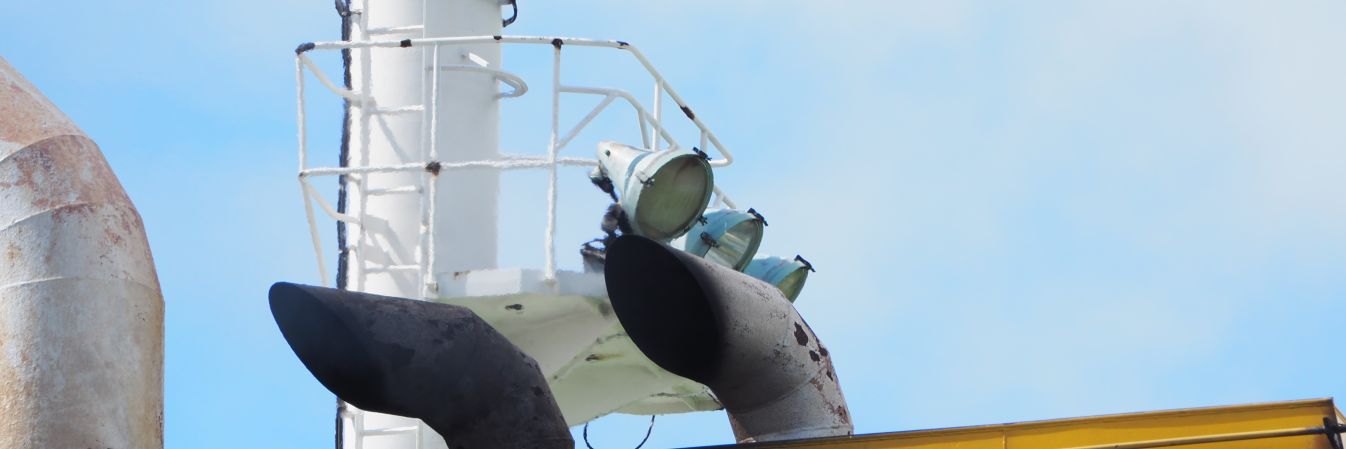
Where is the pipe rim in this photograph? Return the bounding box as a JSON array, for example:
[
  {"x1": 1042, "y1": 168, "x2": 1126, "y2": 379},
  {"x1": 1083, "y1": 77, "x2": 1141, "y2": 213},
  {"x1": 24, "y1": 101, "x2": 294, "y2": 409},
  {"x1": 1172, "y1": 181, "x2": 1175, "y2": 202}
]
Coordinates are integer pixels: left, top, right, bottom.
[{"x1": 604, "y1": 235, "x2": 723, "y2": 382}]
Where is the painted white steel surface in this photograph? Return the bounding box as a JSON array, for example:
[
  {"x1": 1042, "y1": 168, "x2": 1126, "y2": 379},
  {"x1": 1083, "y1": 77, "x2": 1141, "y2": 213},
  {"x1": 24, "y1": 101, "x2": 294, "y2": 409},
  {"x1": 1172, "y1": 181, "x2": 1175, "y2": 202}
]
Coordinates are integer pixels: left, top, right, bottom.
[
  {"x1": 423, "y1": 0, "x2": 502, "y2": 281},
  {"x1": 432, "y1": 268, "x2": 722, "y2": 425},
  {"x1": 0, "y1": 56, "x2": 164, "y2": 449},
  {"x1": 341, "y1": 0, "x2": 502, "y2": 447}
]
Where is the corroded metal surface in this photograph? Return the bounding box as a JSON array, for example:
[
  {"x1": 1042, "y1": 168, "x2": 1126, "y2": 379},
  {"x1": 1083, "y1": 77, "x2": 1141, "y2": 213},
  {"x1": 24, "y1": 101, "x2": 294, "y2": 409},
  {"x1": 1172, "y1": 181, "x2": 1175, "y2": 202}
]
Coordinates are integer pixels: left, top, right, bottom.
[
  {"x1": 0, "y1": 56, "x2": 164, "y2": 449},
  {"x1": 269, "y1": 283, "x2": 573, "y2": 449},
  {"x1": 605, "y1": 235, "x2": 852, "y2": 444}
]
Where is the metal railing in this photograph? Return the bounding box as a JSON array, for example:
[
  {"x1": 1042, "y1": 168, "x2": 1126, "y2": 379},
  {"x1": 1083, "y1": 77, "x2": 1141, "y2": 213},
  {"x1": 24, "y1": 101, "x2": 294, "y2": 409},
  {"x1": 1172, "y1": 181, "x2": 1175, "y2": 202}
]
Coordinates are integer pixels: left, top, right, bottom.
[
  {"x1": 340, "y1": 406, "x2": 425, "y2": 449},
  {"x1": 294, "y1": 35, "x2": 739, "y2": 293}
]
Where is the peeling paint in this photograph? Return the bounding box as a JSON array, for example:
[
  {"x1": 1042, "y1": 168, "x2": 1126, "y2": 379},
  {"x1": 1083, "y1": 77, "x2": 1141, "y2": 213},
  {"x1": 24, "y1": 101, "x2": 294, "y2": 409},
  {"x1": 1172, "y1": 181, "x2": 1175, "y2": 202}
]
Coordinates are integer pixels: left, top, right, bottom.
[
  {"x1": 793, "y1": 322, "x2": 809, "y2": 346},
  {"x1": 579, "y1": 352, "x2": 622, "y2": 363}
]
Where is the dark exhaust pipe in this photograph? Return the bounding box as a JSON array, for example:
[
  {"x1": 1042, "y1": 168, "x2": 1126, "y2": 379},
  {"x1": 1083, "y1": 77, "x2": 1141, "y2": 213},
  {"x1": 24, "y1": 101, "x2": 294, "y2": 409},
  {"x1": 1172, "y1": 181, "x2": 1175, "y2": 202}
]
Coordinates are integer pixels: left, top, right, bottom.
[
  {"x1": 268, "y1": 283, "x2": 573, "y2": 449},
  {"x1": 604, "y1": 236, "x2": 852, "y2": 443}
]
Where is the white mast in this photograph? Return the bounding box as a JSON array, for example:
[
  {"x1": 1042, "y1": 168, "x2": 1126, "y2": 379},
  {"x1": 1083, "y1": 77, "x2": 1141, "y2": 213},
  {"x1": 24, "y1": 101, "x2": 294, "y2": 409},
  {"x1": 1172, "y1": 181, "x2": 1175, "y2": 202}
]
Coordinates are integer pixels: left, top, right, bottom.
[
  {"x1": 292, "y1": 1, "x2": 748, "y2": 446},
  {"x1": 341, "y1": 0, "x2": 502, "y2": 447}
]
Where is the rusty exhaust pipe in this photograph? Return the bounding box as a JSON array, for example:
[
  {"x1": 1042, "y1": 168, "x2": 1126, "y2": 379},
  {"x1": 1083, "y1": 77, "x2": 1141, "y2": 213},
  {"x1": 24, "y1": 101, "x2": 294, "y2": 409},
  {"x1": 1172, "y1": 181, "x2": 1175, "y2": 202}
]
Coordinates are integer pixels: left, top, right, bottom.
[
  {"x1": 0, "y1": 56, "x2": 164, "y2": 448},
  {"x1": 604, "y1": 235, "x2": 852, "y2": 443},
  {"x1": 268, "y1": 283, "x2": 573, "y2": 449}
]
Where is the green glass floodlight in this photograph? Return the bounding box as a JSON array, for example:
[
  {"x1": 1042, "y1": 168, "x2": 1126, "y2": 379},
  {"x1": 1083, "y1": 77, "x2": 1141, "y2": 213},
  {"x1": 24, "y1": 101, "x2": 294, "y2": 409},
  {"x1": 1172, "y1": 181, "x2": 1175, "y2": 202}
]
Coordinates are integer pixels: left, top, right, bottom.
[
  {"x1": 744, "y1": 255, "x2": 814, "y2": 302},
  {"x1": 683, "y1": 208, "x2": 765, "y2": 271},
  {"x1": 596, "y1": 141, "x2": 714, "y2": 241}
]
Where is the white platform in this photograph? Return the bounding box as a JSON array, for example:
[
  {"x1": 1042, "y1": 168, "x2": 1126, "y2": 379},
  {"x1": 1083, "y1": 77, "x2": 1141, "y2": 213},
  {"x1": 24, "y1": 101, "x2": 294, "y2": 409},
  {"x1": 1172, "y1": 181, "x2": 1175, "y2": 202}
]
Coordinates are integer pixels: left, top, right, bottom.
[{"x1": 433, "y1": 268, "x2": 720, "y2": 424}]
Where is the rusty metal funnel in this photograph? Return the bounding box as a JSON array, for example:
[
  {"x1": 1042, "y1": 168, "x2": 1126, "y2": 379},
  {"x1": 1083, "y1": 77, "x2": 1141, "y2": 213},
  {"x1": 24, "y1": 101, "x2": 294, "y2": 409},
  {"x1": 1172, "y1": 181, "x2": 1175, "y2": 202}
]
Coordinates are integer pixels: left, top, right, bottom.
[
  {"x1": 604, "y1": 235, "x2": 852, "y2": 443},
  {"x1": 268, "y1": 282, "x2": 573, "y2": 449},
  {"x1": 0, "y1": 56, "x2": 164, "y2": 448}
]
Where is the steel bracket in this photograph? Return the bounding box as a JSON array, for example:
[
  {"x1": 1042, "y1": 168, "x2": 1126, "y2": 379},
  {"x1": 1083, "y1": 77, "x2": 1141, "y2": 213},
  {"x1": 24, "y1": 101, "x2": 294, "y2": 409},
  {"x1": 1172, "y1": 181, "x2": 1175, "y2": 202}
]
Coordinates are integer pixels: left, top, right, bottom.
[{"x1": 1327, "y1": 417, "x2": 1345, "y2": 449}]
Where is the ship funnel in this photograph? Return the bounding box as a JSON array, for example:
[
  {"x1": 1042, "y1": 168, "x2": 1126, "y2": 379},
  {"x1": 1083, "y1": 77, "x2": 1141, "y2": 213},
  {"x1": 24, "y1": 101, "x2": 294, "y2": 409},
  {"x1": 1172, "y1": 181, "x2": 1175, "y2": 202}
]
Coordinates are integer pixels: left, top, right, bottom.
[
  {"x1": 596, "y1": 141, "x2": 713, "y2": 241},
  {"x1": 0, "y1": 56, "x2": 164, "y2": 448},
  {"x1": 604, "y1": 235, "x2": 852, "y2": 443},
  {"x1": 267, "y1": 283, "x2": 573, "y2": 449}
]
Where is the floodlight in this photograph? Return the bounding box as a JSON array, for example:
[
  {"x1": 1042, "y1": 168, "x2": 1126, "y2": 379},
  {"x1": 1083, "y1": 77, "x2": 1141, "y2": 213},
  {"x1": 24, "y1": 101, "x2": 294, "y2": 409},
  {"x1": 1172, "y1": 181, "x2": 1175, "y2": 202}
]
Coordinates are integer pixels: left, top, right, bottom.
[
  {"x1": 683, "y1": 208, "x2": 765, "y2": 270},
  {"x1": 596, "y1": 141, "x2": 713, "y2": 241},
  {"x1": 744, "y1": 255, "x2": 814, "y2": 302}
]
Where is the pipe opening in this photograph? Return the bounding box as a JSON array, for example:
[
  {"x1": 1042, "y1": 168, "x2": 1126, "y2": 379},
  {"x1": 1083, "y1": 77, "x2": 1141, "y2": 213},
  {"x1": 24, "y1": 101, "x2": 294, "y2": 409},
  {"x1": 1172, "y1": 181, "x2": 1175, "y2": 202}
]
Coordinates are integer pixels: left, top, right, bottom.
[
  {"x1": 269, "y1": 283, "x2": 573, "y2": 449},
  {"x1": 605, "y1": 236, "x2": 721, "y2": 381},
  {"x1": 268, "y1": 282, "x2": 388, "y2": 410}
]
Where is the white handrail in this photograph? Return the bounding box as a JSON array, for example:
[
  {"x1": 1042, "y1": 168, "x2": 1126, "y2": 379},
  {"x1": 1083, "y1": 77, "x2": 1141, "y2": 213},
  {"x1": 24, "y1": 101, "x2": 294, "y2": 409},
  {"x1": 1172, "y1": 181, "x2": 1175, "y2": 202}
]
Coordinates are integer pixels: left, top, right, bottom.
[
  {"x1": 294, "y1": 34, "x2": 739, "y2": 287},
  {"x1": 299, "y1": 35, "x2": 733, "y2": 165},
  {"x1": 558, "y1": 86, "x2": 678, "y2": 150},
  {"x1": 436, "y1": 64, "x2": 528, "y2": 99}
]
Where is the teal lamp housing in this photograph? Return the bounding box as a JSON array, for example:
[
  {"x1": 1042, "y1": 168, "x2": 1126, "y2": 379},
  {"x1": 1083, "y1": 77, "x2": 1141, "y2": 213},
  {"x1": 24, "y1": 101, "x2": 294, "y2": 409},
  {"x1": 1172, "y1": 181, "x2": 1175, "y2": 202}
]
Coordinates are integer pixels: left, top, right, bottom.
[
  {"x1": 683, "y1": 208, "x2": 766, "y2": 271},
  {"x1": 744, "y1": 255, "x2": 814, "y2": 302},
  {"x1": 596, "y1": 141, "x2": 714, "y2": 241}
]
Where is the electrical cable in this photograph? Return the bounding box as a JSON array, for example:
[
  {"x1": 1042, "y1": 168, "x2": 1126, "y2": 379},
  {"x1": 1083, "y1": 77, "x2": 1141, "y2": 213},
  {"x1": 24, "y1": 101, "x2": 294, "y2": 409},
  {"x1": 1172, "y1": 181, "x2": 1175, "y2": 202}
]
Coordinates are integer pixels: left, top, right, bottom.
[
  {"x1": 583, "y1": 415, "x2": 656, "y2": 449},
  {"x1": 334, "y1": 2, "x2": 354, "y2": 447},
  {"x1": 502, "y1": 0, "x2": 518, "y2": 27}
]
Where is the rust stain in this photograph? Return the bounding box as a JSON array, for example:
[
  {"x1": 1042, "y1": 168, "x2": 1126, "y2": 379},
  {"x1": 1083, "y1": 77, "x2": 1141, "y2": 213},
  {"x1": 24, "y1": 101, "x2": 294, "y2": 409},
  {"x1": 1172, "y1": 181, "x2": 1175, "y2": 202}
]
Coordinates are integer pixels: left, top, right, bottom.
[
  {"x1": 809, "y1": 376, "x2": 826, "y2": 393},
  {"x1": 49, "y1": 202, "x2": 96, "y2": 221},
  {"x1": 0, "y1": 58, "x2": 84, "y2": 148},
  {"x1": 584, "y1": 353, "x2": 613, "y2": 362},
  {"x1": 8, "y1": 135, "x2": 129, "y2": 208},
  {"x1": 793, "y1": 322, "x2": 809, "y2": 346},
  {"x1": 0, "y1": 57, "x2": 164, "y2": 448},
  {"x1": 104, "y1": 223, "x2": 125, "y2": 247},
  {"x1": 834, "y1": 404, "x2": 850, "y2": 423},
  {"x1": 4, "y1": 135, "x2": 148, "y2": 271}
]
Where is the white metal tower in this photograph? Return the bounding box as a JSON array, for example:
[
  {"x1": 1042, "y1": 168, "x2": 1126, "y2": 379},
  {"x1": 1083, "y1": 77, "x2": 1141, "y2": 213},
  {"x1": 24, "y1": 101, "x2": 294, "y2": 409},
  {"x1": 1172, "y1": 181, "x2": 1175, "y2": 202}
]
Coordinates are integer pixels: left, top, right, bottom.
[{"x1": 293, "y1": 0, "x2": 739, "y2": 447}]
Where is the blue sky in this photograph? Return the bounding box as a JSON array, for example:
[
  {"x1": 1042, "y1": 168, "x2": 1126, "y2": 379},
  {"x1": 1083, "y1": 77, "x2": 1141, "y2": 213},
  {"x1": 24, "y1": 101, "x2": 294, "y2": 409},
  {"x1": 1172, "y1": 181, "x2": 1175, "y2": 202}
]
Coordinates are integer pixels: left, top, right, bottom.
[{"x1": 3, "y1": 1, "x2": 1345, "y2": 448}]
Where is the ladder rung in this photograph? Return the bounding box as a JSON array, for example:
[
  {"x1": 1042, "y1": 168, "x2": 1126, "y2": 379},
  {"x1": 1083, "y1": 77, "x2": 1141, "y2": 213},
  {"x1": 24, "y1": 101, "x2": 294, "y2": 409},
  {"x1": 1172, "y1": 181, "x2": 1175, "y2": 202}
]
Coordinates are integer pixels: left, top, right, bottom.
[
  {"x1": 365, "y1": 185, "x2": 421, "y2": 195},
  {"x1": 363, "y1": 425, "x2": 419, "y2": 436},
  {"x1": 364, "y1": 264, "x2": 420, "y2": 274},
  {"x1": 369, "y1": 105, "x2": 425, "y2": 115},
  {"x1": 367, "y1": 25, "x2": 424, "y2": 35}
]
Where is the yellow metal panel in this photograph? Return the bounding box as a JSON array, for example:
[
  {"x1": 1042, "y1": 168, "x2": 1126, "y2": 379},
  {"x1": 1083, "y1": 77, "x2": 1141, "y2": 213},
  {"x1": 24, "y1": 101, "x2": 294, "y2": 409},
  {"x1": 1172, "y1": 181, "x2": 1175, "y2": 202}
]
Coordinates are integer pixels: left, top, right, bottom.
[{"x1": 688, "y1": 398, "x2": 1344, "y2": 449}]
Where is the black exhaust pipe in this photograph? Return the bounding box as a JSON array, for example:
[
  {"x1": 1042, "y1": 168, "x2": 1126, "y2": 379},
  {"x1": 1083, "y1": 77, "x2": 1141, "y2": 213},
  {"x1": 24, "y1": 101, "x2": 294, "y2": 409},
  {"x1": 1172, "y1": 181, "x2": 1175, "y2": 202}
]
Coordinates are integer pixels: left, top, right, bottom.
[
  {"x1": 268, "y1": 282, "x2": 573, "y2": 449},
  {"x1": 604, "y1": 236, "x2": 852, "y2": 443}
]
